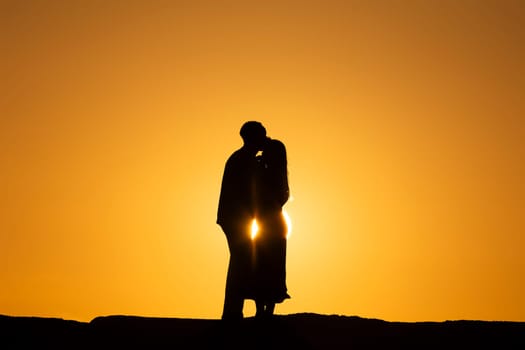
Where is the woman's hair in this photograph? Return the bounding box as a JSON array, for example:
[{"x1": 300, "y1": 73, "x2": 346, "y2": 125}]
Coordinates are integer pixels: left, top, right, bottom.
[
  {"x1": 264, "y1": 138, "x2": 287, "y2": 170},
  {"x1": 263, "y1": 138, "x2": 289, "y2": 206}
]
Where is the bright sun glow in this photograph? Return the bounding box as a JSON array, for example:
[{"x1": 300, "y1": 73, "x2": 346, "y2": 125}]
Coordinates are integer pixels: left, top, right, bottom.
[
  {"x1": 250, "y1": 210, "x2": 291, "y2": 240},
  {"x1": 250, "y1": 218, "x2": 259, "y2": 240},
  {"x1": 283, "y1": 209, "x2": 292, "y2": 239}
]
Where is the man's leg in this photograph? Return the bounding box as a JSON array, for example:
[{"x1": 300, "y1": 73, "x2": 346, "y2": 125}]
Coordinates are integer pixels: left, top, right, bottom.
[
  {"x1": 222, "y1": 259, "x2": 244, "y2": 320},
  {"x1": 222, "y1": 236, "x2": 249, "y2": 320}
]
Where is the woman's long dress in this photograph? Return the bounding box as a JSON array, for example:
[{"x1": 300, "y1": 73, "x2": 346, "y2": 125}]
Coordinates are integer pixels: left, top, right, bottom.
[
  {"x1": 253, "y1": 208, "x2": 290, "y2": 303},
  {"x1": 251, "y1": 147, "x2": 291, "y2": 304}
]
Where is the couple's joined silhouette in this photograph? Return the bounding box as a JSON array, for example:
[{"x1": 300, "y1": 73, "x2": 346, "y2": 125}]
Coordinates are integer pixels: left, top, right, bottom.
[{"x1": 217, "y1": 121, "x2": 290, "y2": 321}]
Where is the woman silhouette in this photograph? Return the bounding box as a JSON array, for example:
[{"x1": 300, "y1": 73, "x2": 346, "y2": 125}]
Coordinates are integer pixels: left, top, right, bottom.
[{"x1": 251, "y1": 137, "x2": 291, "y2": 318}]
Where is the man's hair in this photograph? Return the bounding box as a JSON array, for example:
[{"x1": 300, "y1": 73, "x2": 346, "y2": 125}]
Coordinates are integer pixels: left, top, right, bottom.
[{"x1": 240, "y1": 121, "x2": 266, "y2": 143}]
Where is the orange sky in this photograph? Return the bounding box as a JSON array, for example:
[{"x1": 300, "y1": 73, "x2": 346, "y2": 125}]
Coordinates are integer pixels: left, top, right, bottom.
[{"x1": 1, "y1": 0, "x2": 524, "y2": 322}]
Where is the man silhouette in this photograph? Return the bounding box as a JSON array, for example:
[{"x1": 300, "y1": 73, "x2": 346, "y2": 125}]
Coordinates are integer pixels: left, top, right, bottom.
[{"x1": 217, "y1": 121, "x2": 267, "y2": 321}]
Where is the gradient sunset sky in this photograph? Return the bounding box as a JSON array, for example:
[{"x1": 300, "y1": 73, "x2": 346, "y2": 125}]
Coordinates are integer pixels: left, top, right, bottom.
[{"x1": 2, "y1": 0, "x2": 524, "y2": 322}]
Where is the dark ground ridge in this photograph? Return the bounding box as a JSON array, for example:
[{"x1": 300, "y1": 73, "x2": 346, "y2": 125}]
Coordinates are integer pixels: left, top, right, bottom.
[{"x1": 1, "y1": 313, "x2": 524, "y2": 349}]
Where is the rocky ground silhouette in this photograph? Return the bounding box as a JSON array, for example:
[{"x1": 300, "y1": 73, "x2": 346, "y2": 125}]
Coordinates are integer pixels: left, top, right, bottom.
[{"x1": 2, "y1": 313, "x2": 524, "y2": 349}]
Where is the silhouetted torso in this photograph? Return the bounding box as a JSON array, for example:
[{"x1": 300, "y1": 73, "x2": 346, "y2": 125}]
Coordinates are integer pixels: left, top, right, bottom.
[{"x1": 217, "y1": 147, "x2": 258, "y2": 237}]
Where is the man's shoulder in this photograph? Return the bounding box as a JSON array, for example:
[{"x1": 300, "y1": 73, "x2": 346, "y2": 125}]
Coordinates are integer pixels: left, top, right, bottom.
[{"x1": 225, "y1": 148, "x2": 248, "y2": 164}]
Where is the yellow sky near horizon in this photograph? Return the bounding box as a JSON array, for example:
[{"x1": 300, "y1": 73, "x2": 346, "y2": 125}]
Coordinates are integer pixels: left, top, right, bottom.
[{"x1": 1, "y1": 0, "x2": 524, "y2": 322}]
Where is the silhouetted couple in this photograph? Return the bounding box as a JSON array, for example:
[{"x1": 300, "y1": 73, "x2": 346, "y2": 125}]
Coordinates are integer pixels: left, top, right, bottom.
[{"x1": 217, "y1": 121, "x2": 290, "y2": 321}]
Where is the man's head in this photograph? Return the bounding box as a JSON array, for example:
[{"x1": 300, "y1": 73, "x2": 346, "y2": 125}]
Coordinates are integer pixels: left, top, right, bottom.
[{"x1": 240, "y1": 121, "x2": 266, "y2": 150}]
